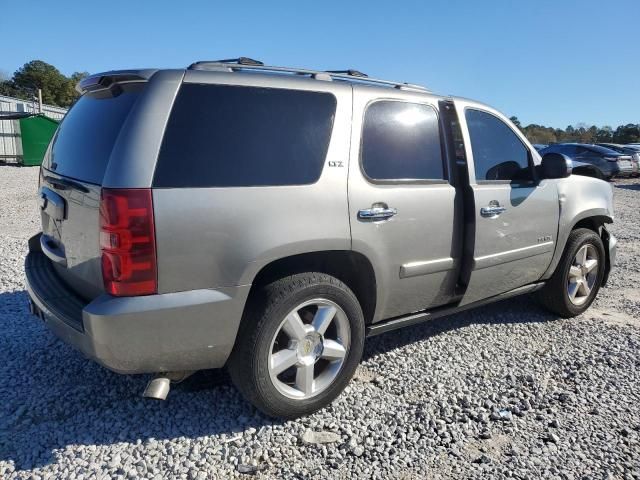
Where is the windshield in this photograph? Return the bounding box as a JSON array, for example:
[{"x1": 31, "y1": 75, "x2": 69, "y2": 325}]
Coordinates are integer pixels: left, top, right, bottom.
[{"x1": 43, "y1": 83, "x2": 143, "y2": 184}]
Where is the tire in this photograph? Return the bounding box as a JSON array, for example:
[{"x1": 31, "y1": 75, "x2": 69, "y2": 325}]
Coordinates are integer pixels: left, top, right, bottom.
[
  {"x1": 538, "y1": 228, "x2": 605, "y2": 318},
  {"x1": 228, "y1": 273, "x2": 365, "y2": 419}
]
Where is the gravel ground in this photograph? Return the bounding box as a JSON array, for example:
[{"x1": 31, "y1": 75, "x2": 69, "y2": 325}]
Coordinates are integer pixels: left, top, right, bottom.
[{"x1": 1, "y1": 165, "x2": 639, "y2": 479}]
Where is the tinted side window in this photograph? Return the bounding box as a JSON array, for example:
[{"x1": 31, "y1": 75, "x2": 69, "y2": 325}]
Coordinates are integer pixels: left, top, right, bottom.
[
  {"x1": 465, "y1": 109, "x2": 532, "y2": 182},
  {"x1": 154, "y1": 84, "x2": 336, "y2": 187},
  {"x1": 361, "y1": 101, "x2": 444, "y2": 181}
]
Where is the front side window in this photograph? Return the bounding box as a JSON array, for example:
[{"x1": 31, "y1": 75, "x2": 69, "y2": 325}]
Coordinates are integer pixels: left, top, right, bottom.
[
  {"x1": 465, "y1": 109, "x2": 532, "y2": 182},
  {"x1": 154, "y1": 84, "x2": 336, "y2": 188},
  {"x1": 361, "y1": 101, "x2": 444, "y2": 181}
]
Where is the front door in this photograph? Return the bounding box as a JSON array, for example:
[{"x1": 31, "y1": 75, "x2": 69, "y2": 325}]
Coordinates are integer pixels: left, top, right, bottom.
[
  {"x1": 456, "y1": 104, "x2": 560, "y2": 305},
  {"x1": 348, "y1": 87, "x2": 461, "y2": 322}
]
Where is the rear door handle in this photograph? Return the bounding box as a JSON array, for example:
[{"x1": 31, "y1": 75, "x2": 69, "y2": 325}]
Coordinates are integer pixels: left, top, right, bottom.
[
  {"x1": 358, "y1": 204, "x2": 398, "y2": 221},
  {"x1": 480, "y1": 205, "x2": 507, "y2": 217}
]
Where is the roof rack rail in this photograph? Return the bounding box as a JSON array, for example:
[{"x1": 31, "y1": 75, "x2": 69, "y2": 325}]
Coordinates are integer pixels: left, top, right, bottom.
[
  {"x1": 189, "y1": 57, "x2": 264, "y2": 68},
  {"x1": 326, "y1": 69, "x2": 368, "y2": 78},
  {"x1": 187, "y1": 60, "x2": 430, "y2": 92}
]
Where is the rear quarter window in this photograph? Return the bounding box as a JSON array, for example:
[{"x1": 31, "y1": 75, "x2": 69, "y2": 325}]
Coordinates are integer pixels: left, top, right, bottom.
[{"x1": 153, "y1": 84, "x2": 336, "y2": 188}]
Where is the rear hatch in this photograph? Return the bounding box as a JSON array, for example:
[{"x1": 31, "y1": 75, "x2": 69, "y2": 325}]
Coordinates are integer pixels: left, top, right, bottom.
[{"x1": 39, "y1": 82, "x2": 145, "y2": 300}]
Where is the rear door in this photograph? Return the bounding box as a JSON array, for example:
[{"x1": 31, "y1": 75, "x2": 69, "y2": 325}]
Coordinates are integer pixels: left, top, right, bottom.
[
  {"x1": 348, "y1": 87, "x2": 461, "y2": 322},
  {"x1": 456, "y1": 103, "x2": 559, "y2": 305},
  {"x1": 39, "y1": 83, "x2": 145, "y2": 299}
]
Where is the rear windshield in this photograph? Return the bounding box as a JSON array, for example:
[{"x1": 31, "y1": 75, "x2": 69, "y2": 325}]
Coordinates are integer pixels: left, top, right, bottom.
[
  {"x1": 43, "y1": 84, "x2": 143, "y2": 184},
  {"x1": 153, "y1": 84, "x2": 336, "y2": 188},
  {"x1": 586, "y1": 145, "x2": 620, "y2": 155}
]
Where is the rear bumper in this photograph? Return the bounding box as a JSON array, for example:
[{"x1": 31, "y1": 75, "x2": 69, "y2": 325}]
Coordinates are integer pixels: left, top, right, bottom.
[
  {"x1": 25, "y1": 234, "x2": 250, "y2": 374},
  {"x1": 616, "y1": 162, "x2": 634, "y2": 177}
]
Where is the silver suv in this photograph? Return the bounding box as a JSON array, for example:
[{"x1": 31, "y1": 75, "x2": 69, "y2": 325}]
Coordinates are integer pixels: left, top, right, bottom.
[{"x1": 25, "y1": 58, "x2": 617, "y2": 418}]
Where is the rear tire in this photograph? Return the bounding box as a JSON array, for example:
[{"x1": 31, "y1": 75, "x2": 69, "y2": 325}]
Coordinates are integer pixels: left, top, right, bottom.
[
  {"x1": 228, "y1": 273, "x2": 365, "y2": 419},
  {"x1": 538, "y1": 228, "x2": 605, "y2": 318}
]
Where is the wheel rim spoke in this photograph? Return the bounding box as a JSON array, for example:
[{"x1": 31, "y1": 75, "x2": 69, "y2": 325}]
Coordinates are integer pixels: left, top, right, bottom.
[
  {"x1": 322, "y1": 339, "x2": 346, "y2": 361},
  {"x1": 569, "y1": 265, "x2": 582, "y2": 279},
  {"x1": 283, "y1": 311, "x2": 306, "y2": 340},
  {"x1": 312, "y1": 305, "x2": 337, "y2": 335},
  {"x1": 584, "y1": 258, "x2": 598, "y2": 274},
  {"x1": 568, "y1": 282, "x2": 579, "y2": 300},
  {"x1": 295, "y1": 364, "x2": 315, "y2": 395},
  {"x1": 270, "y1": 348, "x2": 298, "y2": 375},
  {"x1": 577, "y1": 245, "x2": 588, "y2": 266},
  {"x1": 579, "y1": 281, "x2": 591, "y2": 297}
]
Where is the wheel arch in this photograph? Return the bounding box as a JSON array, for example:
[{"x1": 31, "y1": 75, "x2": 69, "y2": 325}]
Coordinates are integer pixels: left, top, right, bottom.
[
  {"x1": 247, "y1": 250, "x2": 377, "y2": 325},
  {"x1": 541, "y1": 210, "x2": 613, "y2": 282}
]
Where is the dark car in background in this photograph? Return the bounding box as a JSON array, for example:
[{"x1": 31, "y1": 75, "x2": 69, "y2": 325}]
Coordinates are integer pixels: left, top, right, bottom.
[
  {"x1": 596, "y1": 143, "x2": 640, "y2": 176},
  {"x1": 533, "y1": 144, "x2": 549, "y2": 152},
  {"x1": 540, "y1": 143, "x2": 634, "y2": 180}
]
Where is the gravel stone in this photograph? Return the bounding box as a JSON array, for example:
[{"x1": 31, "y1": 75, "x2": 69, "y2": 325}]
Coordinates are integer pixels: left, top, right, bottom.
[
  {"x1": 1, "y1": 167, "x2": 639, "y2": 479},
  {"x1": 301, "y1": 430, "x2": 341, "y2": 445}
]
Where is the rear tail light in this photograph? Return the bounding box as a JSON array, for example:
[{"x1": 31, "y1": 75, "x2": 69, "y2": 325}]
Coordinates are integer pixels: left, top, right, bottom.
[{"x1": 100, "y1": 188, "x2": 157, "y2": 296}]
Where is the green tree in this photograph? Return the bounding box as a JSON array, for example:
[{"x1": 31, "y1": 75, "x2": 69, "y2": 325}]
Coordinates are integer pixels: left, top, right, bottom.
[
  {"x1": 509, "y1": 116, "x2": 522, "y2": 130},
  {"x1": 62, "y1": 71, "x2": 89, "y2": 106},
  {"x1": 595, "y1": 126, "x2": 613, "y2": 142},
  {"x1": 613, "y1": 124, "x2": 640, "y2": 144},
  {"x1": 4, "y1": 60, "x2": 86, "y2": 108}
]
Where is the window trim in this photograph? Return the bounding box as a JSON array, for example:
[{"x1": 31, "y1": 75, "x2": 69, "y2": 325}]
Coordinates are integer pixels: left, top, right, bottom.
[
  {"x1": 463, "y1": 107, "x2": 537, "y2": 185},
  {"x1": 153, "y1": 83, "x2": 338, "y2": 189},
  {"x1": 359, "y1": 98, "x2": 449, "y2": 186}
]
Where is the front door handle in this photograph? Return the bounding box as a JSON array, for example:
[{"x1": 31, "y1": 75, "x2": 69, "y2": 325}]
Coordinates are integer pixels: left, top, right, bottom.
[
  {"x1": 480, "y1": 202, "x2": 507, "y2": 217},
  {"x1": 358, "y1": 204, "x2": 398, "y2": 221}
]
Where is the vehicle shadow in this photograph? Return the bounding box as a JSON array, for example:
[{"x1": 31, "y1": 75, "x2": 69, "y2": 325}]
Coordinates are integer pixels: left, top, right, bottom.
[
  {"x1": 0, "y1": 289, "x2": 554, "y2": 471},
  {"x1": 615, "y1": 183, "x2": 640, "y2": 191},
  {"x1": 362, "y1": 294, "x2": 556, "y2": 361},
  {"x1": 0, "y1": 290, "x2": 286, "y2": 471}
]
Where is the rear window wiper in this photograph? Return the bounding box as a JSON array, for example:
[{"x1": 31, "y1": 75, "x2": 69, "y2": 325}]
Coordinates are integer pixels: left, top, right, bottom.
[{"x1": 43, "y1": 175, "x2": 90, "y2": 193}]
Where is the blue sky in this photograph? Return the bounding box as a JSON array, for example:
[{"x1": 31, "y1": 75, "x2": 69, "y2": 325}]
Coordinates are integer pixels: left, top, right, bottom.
[{"x1": 3, "y1": 0, "x2": 638, "y2": 128}]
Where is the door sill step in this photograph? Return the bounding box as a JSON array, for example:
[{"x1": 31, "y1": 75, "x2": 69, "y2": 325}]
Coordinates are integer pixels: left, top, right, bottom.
[{"x1": 366, "y1": 282, "x2": 545, "y2": 337}]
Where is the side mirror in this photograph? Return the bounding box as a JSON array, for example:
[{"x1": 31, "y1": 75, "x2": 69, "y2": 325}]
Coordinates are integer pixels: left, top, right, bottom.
[{"x1": 540, "y1": 152, "x2": 572, "y2": 179}]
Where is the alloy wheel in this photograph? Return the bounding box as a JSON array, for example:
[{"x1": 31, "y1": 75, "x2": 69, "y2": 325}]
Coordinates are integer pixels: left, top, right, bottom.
[
  {"x1": 567, "y1": 244, "x2": 599, "y2": 306},
  {"x1": 268, "y1": 299, "x2": 351, "y2": 400}
]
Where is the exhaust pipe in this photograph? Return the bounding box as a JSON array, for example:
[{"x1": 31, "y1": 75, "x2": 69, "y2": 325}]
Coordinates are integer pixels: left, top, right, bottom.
[
  {"x1": 143, "y1": 371, "x2": 195, "y2": 400},
  {"x1": 143, "y1": 377, "x2": 171, "y2": 400}
]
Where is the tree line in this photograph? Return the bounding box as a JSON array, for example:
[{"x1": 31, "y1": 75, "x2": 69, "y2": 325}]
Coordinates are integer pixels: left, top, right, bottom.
[
  {"x1": 0, "y1": 60, "x2": 88, "y2": 108},
  {"x1": 510, "y1": 116, "x2": 640, "y2": 145},
  {"x1": 1, "y1": 60, "x2": 639, "y2": 144}
]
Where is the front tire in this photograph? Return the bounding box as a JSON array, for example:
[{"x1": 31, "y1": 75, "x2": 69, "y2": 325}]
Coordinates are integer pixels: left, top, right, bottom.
[
  {"x1": 228, "y1": 273, "x2": 365, "y2": 419},
  {"x1": 538, "y1": 228, "x2": 605, "y2": 318}
]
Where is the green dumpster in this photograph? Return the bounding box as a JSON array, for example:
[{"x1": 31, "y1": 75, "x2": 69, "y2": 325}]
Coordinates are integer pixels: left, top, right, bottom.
[{"x1": 19, "y1": 115, "x2": 59, "y2": 166}]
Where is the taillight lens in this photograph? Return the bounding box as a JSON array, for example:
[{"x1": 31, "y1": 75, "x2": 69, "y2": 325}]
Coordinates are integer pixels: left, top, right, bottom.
[{"x1": 100, "y1": 188, "x2": 157, "y2": 296}]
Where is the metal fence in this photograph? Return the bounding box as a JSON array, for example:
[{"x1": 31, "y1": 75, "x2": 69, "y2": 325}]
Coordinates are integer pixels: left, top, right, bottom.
[{"x1": 0, "y1": 95, "x2": 67, "y2": 163}]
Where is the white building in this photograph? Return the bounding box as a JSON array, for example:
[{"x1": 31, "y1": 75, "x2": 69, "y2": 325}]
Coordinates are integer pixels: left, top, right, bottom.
[{"x1": 0, "y1": 94, "x2": 67, "y2": 163}]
